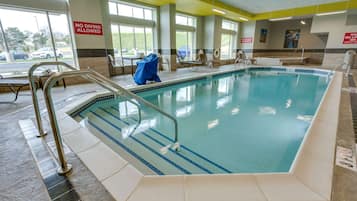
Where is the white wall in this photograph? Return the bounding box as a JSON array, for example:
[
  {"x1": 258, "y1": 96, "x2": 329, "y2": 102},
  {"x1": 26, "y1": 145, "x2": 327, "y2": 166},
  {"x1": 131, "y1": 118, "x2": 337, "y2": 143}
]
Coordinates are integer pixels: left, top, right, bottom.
[
  {"x1": 68, "y1": 0, "x2": 106, "y2": 49},
  {"x1": 311, "y1": 13, "x2": 357, "y2": 67},
  {"x1": 266, "y1": 18, "x2": 326, "y2": 49},
  {"x1": 253, "y1": 20, "x2": 270, "y2": 49},
  {"x1": 239, "y1": 21, "x2": 256, "y2": 57},
  {"x1": 311, "y1": 13, "x2": 357, "y2": 49}
]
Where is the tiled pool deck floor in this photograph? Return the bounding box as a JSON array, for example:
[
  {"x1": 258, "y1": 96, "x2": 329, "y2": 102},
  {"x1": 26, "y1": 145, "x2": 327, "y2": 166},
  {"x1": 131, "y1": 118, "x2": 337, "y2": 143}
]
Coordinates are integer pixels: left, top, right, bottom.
[{"x1": 0, "y1": 64, "x2": 356, "y2": 201}]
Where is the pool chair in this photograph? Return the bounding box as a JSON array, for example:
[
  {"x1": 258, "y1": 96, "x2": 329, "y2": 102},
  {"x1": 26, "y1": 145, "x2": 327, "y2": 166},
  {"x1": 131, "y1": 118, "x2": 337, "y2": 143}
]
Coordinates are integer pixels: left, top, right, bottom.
[
  {"x1": 235, "y1": 50, "x2": 256, "y2": 64},
  {"x1": 107, "y1": 54, "x2": 124, "y2": 75},
  {"x1": 0, "y1": 75, "x2": 30, "y2": 103},
  {"x1": 177, "y1": 49, "x2": 206, "y2": 67}
]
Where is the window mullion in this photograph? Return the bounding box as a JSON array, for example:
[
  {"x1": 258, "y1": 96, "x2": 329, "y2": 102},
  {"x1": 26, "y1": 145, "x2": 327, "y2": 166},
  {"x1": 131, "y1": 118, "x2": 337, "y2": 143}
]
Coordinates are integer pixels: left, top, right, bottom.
[
  {"x1": 118, "y1": 24, "x2": 124, "y2": 66},
  {"x1": 133, "y1": 26, "x2": 136, "y2": 53},
  {"x1": 46, "y1": 11, "x2": 58, "y2": 67},
  {"x1": 144, "y1": 27, "x2": 147, "y2": 55}
]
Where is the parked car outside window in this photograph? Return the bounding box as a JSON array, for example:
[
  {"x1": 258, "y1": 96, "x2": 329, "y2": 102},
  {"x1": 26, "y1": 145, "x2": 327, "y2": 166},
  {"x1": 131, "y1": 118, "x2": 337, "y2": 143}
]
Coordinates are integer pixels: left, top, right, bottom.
[
  {"x1": 30, "y1": 47, "x2": 63, "y2": 59},
  {"x1": 0, "y1": 51, "x2": 29, "y2": 61}
]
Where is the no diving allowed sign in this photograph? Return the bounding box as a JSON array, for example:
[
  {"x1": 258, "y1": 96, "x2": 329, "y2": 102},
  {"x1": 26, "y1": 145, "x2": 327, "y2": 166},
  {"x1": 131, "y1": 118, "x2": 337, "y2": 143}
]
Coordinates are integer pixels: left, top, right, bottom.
[{"x1": 73, "y1": 21, "x2": 103, "y2": 35}]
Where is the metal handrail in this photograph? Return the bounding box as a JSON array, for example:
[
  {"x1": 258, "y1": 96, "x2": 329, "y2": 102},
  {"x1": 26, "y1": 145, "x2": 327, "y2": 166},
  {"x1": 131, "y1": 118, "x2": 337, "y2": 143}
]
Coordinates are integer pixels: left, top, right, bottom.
[
  {"x1": 86, "y1": 69, "x2": 179, "y2": 144},
  {"x1": 43, "y1": 69, "x2": 179, "y2": 174},
  {"x1": 28, "y1": 62, "x2": 78, "y2": 137}
]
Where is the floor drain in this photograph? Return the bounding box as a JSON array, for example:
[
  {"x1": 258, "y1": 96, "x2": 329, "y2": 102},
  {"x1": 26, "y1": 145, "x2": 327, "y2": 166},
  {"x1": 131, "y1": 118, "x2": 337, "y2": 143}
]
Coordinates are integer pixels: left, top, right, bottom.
[
  {"x1": 336, "y1": 146, "x2": 357, "y2": 171},
  {"x1": 342, "y1": 87, "x2": 357, "y2": 93}
]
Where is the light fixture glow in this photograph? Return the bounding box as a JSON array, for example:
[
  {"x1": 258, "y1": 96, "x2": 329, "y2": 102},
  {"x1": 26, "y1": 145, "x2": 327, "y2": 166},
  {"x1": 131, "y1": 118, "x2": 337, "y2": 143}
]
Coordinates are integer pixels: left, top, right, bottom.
[
  {"x1": 212, "y1": 8, "x2": 226, "y2": 15},
  {"x1": 269, "y1": 17, "x2": 293, "y2": 21},
  {"x1": 300, "y1": 20, "x2": 306, "y2": 25},
  {"x1": 316, "y1": 10, "x2": 346, "y2": 16},
  {"x1": 239, "y1": 17, "x2": 248, "y2": 21}
]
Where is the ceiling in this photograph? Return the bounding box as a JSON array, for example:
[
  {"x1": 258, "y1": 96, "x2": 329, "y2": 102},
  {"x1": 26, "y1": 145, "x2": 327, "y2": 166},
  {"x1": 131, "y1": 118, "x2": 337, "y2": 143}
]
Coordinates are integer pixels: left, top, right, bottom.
[
  {"x1": 136, "y1": 0, "x2": 357, "y2": 21},
  {"x1": 219, "y1": 0, "x2": 347, "y2": 14}
]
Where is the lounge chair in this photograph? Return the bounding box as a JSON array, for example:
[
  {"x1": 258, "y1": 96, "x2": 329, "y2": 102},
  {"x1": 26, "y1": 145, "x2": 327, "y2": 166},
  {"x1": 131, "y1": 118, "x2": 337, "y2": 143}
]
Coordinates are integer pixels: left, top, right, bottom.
[
  {"x1": 177, "y1": 49, "x2": 206, "y2": 67},
  {"x1": 235, "y1": 50, "x2": 256, "y2": 65},
  {"x1": 0, "y1": 75, "x2": 30, "y2": 103},
  {"x1": 108, "y1": 54, "x2": 124, "y2": 74}
]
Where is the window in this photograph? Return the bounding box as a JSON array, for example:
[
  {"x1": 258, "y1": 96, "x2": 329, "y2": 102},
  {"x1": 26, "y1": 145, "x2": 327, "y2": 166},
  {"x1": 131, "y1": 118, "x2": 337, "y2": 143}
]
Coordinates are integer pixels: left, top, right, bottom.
[
  {"x1": 222, "y1": 20, "x2": 237, "y2": 31},
  {"x1": 175, "y1": 14, "x2": 196, "y2": 26},
  {"x1": 220, "y1": 20, "x2": 238, "y2": 60},
  {"x1": 109, "y1": 1, "x2": 155, "y2": 67},
  {"x1": 111, "y1": 24, "x2": 153, "y2": 66},
  {"x1": 0, "y1": 7, "x2": 76, "y2": 77},
  {"x1": 109, "y1": 1, "x2": 153, "y2": 20},
  {"x1": 176, "y1": 13, "x2": 196, "y2": 61}
]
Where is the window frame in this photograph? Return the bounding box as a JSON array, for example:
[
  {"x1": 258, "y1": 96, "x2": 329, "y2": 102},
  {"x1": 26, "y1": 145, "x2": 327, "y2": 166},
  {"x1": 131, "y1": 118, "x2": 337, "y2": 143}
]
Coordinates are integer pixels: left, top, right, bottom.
[
  {"x1": 108, "y1": 1, "x2": 156, "y2": 67},
  {"x1": 220, "y1": 19, "x2": 238, "y2": 60},
  {"x1": 175, "y1": 13, "x2": 197, "y2": 62},
  {"x1": 0, "y1": 6, "x2": 78, "y2": 77},
  {"x1": 109, "y1": 0, "x2": 154, "y2": 21}
]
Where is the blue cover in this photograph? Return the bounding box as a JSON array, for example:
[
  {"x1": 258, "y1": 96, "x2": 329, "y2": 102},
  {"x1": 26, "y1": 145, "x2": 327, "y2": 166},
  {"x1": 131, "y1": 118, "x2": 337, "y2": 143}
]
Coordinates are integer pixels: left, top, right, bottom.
[{"x1": 134, "y1": 53, "x2": 161, "y2": 85}]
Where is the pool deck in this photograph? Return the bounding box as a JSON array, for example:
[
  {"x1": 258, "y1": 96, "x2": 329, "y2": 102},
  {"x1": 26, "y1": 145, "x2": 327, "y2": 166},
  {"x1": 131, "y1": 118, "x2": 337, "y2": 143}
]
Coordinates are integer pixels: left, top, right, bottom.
[{"x1": 0, "y1": 64, "x2": 356, "y2": 201}]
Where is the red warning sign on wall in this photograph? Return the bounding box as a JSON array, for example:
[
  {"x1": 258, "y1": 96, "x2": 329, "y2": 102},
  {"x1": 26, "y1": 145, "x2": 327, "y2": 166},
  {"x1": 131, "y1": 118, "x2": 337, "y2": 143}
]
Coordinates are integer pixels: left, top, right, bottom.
[
  {"x1": 343, "y1": 32, "x2": 357, "y2": 44},
  {"x1": 240, "y1": 37, "x2": 253, "y2": 43},
  {"x1": 73, "y1": 21, "x2": 103, "y2": 35}
]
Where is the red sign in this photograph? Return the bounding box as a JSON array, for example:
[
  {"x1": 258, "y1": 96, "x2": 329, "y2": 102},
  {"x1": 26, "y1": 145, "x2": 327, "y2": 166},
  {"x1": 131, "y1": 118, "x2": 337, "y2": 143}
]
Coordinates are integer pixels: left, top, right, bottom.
[
  {"x1": 73, "y1": 21, "x2": 103, "y2": 35},
  {"x1": 343, "y1": 32, "x2": 357, "y2": 44},
  {"x1": 240, "y1": 37, "x2": 253, "y2": 43}
]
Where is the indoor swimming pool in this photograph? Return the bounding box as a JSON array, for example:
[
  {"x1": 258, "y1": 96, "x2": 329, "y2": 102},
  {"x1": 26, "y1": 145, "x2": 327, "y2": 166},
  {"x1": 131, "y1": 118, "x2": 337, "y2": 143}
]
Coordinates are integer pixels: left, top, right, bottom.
[{"x1": 72, "y1": 67, "x2": 331, "y2": 175}]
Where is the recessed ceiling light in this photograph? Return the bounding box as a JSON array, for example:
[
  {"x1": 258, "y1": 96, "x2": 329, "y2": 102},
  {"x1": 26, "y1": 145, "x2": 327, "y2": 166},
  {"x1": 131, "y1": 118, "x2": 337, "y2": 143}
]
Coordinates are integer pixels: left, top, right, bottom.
[
  {"x1": 300, "y1": 20, "x2": 306, "y2": 25},
  {"x1": 212, "y1": 8, "x2": 226, "y2": 15},
  {"x1": 239, "y1": 17, "x2": 248, "y2": 21},
  {"x1": 269, "y1": 17, "x2": 293, "y2": 21},
  {"x1": 316, "y1": 10, "x2": 346, "y2": 16}
]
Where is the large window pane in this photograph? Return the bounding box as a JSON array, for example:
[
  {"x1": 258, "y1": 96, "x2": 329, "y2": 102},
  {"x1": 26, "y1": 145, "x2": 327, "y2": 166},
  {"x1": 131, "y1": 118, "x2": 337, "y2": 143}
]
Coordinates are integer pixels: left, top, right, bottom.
[
  {"x1": 111, "y1": 24, "x2": 122, "y2": 66},
  {"x1": 120, "y1": 25, "x2": 135, "y2": 56},
  {"x1": 188, "y1": 31, "x2": 194, "y2": 60},
  {"x1": 113, "y1": 2, "x2": 153, "y2": 20},
  {"x1": 145, "y1": 27, "x2": 153, "y2": 55},
  {"x1": 176, "y1": 31, "x2": 194, "y2": 61},
  {"x1": 221, "y1": 33, "x2": 231, "y2": 59},
  {"x1": 0, "y1": 8, "x2": 75, "y2": 76},
  {"x1": 176, "y1": 15, "x2": 187, "y2": 26},
  {"x1": 49, "y1": 13, "x2": 74, "y2": 66},
  {"x1": 144, "y1": 9, "x2": 152, "y2": 20},
  {"x1": 118, "y1": 4, "x2": 133, "y2": 18},
  {"x1": 133, "y1": 7, "x2": 144, "y2": 19},
  {"x1": 109, "y1": 2, "x2": 117, "y2": 15},
  {"x1": 134, "y1": 27, "x2": 145, "y2": 55},
  {"x1": 221, "y1": 20, "x2": 237, "y2": 60},
  {"x1": 222, "y1": 20, "x2": 237, "y2": 31}
]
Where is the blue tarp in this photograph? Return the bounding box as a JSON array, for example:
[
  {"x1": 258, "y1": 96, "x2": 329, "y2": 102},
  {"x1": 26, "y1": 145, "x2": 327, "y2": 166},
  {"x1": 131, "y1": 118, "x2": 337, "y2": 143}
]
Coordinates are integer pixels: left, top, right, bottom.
[{"x1": 133, "y1": 53, "x2": 161, "y2": 85}]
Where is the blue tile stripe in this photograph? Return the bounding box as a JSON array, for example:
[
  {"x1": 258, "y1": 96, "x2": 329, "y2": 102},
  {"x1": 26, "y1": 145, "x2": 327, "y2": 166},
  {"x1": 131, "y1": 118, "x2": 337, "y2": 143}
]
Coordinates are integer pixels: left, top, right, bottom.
[
  {"x1": 109, "y1": 106, "x2": 232, "y2": 173},
  {"x1": 88, "y1": 111, "x2": 192, "y2": 174},
  {"x1": 78, "y1": 114, "x2": 164, "y2": 175},
  {"x1": 99, "y1": 107, "x2": 213, "y2": 174}
]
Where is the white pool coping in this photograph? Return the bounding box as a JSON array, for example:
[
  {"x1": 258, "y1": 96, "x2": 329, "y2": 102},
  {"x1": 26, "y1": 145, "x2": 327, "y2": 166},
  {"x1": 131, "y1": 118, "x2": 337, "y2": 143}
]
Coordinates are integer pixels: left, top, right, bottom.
[{"x1": 56, "y1": 66, "x2": 342, "y2": 201}]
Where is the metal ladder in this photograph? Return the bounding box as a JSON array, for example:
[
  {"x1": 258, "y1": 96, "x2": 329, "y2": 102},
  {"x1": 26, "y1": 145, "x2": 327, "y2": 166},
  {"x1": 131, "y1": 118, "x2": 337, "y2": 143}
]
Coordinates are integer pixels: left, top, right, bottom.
[{"x1": 29, "y1": 62, "x2": 179, "y2": 175}]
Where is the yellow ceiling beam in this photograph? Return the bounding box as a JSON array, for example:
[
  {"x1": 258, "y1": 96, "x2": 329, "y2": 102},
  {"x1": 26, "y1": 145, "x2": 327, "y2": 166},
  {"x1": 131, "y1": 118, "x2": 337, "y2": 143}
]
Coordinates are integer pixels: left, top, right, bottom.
[
  {"x1": 254, "y1": 0, "x2": 357, "y2": 20},
  {"x1": 135, "y1": 0, "x2": 175, "y2": 6},
  {"x1": 136, "y1": 0, "x2": 357, "y2": 21}
]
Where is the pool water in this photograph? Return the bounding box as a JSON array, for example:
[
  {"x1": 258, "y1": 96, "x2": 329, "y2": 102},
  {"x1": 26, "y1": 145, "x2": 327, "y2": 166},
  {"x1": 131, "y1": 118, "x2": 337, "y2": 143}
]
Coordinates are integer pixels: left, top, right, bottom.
[{"x1": 74, "y1": 68, "x2": 330, "y2": 175}]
